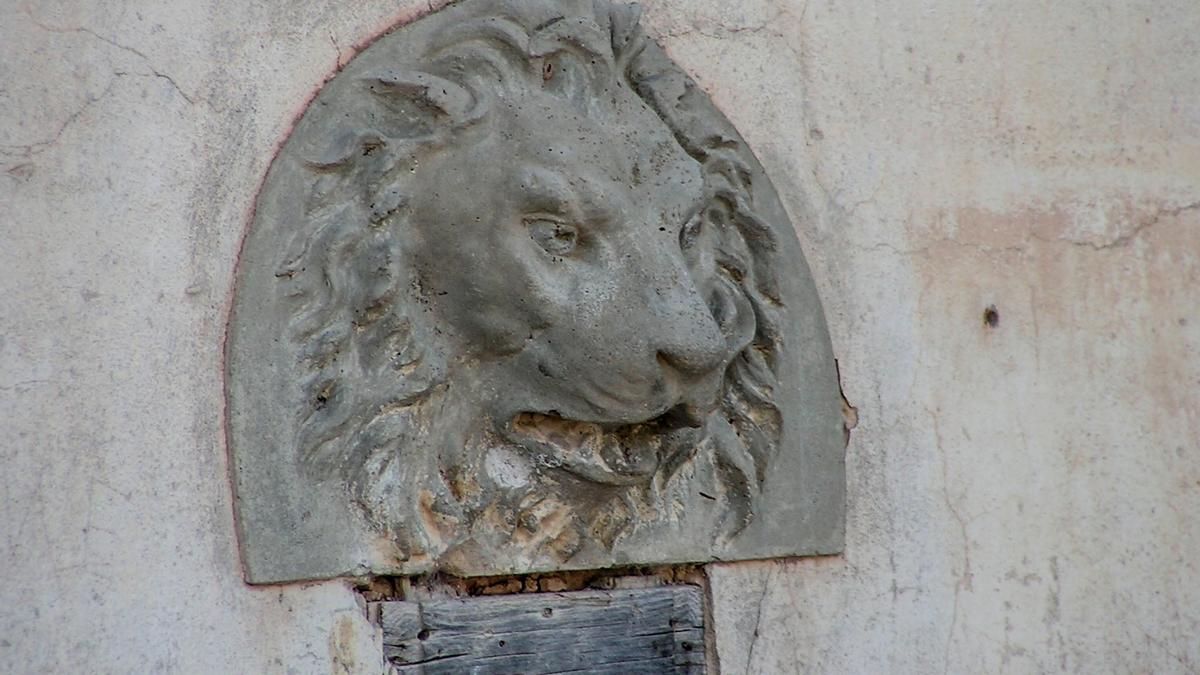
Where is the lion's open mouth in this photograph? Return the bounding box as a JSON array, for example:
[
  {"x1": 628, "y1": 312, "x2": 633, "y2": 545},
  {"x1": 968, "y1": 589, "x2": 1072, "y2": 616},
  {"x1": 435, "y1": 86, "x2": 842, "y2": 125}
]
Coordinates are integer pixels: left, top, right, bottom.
[{"x1": 506, "y1": 405, "x2": 708, "y2": 485}]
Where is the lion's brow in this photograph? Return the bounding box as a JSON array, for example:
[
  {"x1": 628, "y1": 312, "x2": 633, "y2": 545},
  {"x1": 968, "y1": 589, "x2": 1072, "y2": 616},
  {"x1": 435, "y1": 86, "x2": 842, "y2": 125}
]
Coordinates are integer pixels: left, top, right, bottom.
[
  {"x1": 528, "y1": 15, "x2": 614, "y2": 66},
  {"x1": 514, "y1": 165, "x2": 619, "y2": 224},
  {"x1": 514, "y1": 166, "x2": 577, "y2": 214}
]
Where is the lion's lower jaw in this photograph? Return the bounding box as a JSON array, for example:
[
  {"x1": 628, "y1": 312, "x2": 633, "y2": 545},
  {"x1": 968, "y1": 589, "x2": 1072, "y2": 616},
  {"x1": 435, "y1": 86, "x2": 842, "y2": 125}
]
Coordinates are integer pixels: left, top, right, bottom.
[{"x1": 501, "y1": 407, "x2": 708, "y2": 485}]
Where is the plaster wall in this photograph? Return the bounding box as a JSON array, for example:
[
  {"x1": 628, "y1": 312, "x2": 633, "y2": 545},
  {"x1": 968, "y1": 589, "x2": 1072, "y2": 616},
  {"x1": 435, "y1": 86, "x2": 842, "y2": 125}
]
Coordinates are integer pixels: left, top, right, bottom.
[{"x1": 2, "y1": 0, "x2": 1196, "y2": 673}]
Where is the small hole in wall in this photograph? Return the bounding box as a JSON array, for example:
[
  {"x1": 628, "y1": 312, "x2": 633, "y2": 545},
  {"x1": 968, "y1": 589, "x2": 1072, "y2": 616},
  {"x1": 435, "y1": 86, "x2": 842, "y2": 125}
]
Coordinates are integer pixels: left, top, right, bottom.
[
  {"x1": 417, "y1": 629, "x2": 431, "y2": 641},
  {"x1": 542, "y1": 607, "x2": 554, "y2": 618},
  {"x1": 983, "y1": 305, "x2": 1000, "y2": 328}
]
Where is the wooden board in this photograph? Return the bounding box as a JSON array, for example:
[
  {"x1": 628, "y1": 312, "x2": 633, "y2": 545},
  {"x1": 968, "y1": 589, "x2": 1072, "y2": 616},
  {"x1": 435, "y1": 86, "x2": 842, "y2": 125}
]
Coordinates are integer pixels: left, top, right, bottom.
[{"x1": 379, "y1": 585, "x2": 707, "y2": 674}]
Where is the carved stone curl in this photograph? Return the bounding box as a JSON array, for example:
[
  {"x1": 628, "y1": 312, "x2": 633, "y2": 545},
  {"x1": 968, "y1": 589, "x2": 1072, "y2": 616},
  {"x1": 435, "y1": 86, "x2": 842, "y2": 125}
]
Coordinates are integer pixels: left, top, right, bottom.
[{"x1": 227, "y1": 0, "x2": 844, "y2": 582}]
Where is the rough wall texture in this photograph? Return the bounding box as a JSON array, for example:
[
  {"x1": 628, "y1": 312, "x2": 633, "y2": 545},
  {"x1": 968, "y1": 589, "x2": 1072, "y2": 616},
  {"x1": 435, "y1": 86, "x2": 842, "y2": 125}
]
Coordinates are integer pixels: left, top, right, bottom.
[{"x1": 1, "y1": 0, "x2": 1196, "y2": 673}]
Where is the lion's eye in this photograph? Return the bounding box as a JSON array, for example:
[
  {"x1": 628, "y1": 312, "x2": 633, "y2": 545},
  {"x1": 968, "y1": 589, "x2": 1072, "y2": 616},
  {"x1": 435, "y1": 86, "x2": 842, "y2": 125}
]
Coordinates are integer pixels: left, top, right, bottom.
[{"x1": 527, "y1": 218, "x2": 578, "y2": 256}]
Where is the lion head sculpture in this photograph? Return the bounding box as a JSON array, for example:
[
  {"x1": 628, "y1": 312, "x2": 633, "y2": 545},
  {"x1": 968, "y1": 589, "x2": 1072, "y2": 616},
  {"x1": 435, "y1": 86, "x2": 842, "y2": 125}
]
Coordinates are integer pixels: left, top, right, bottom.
[{"x1": 229, "y1": 0, "x2": 843, "y2": 581}]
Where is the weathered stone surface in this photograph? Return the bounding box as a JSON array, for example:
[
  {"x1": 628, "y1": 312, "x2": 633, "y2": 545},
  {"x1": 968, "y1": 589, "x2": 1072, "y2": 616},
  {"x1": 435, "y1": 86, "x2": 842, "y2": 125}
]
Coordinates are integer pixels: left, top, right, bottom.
[{"x1": 227, "y1": 0, "x2": 844, "y2": 582}]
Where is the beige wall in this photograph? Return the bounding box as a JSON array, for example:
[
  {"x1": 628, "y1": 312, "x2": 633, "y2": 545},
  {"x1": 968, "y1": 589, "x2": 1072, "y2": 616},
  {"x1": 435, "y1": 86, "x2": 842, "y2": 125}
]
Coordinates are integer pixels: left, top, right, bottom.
[{"x1": 2, "y1": 0, "x2": 1196, "y2": 672}]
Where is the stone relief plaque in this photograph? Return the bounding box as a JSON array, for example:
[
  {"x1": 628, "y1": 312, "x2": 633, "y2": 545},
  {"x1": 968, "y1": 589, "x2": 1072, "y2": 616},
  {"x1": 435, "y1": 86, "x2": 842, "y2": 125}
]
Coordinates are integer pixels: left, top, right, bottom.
[{"x1": 227, "y1": 0, "x2": 845, "y2": 583}]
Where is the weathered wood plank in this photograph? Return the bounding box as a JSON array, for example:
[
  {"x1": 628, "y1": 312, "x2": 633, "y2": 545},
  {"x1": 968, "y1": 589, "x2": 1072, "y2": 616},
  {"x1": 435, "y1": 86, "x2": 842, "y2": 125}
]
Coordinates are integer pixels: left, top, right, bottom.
[{"x1": 379, "y1": 586, "x2": 706, "y2": 674}]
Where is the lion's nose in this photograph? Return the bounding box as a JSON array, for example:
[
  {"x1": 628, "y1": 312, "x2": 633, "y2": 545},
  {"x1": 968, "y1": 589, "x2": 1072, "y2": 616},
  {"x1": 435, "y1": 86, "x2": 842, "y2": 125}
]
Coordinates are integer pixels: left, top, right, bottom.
[
  {"x1": 655, "y1": 329, "x2": 727, "y2": 375},
  {"x1": 649, "y1": 283, "x2": 729, "y2": 377}
]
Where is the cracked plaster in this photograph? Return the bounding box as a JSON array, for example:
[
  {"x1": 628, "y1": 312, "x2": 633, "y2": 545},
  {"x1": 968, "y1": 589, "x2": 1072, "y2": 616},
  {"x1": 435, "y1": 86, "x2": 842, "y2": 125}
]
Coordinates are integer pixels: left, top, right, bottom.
[{"x1": 2, "y1": 0, "x2": 1198, "y2": 673}]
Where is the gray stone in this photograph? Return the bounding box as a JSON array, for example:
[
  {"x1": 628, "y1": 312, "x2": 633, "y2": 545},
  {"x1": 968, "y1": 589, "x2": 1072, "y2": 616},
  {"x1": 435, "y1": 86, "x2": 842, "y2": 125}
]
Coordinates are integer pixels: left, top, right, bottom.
[{"x1": 226, "y1": 0, "x2": 845, "y2": 583}]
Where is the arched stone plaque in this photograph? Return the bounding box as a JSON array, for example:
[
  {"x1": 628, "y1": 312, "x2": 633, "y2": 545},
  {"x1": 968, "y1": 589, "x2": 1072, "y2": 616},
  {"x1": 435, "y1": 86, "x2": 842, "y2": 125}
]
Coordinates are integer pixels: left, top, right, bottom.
[{"x1": 227, "y1": 0, "x2": 844, "y2": 583}]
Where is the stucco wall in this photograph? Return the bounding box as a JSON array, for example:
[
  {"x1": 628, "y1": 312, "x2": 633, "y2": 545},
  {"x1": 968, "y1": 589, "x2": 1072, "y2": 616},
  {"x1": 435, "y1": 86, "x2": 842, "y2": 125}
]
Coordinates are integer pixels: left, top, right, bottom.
[{"x1": 2, "y1": 1, "x2": 1196, "y2": 673}]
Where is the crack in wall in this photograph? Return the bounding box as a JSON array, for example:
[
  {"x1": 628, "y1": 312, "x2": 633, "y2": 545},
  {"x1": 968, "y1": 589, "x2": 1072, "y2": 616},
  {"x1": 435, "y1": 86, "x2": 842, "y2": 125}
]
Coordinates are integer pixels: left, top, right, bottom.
[
  {"x1": 2, "y1": 10, "x2": 204, "y2": 166},
  {"x1": 1058, "y1": 200, "x2": 1200, "y2": 250},
  {"x1": 0, "y1": 78, "x2": 119, "y2": 160},
  {"x1": 742, "y1": 560, "x2": 778, "y2": 674},
  {"x1": 929, "y1": 406, "x2": 972, "y2": 675},
  {"x1": 839, "y1": 197, "x2": 1200, "y2": 260},
  {"x1": 17, "y1": 6, "x2": 199, "y2": 111}
]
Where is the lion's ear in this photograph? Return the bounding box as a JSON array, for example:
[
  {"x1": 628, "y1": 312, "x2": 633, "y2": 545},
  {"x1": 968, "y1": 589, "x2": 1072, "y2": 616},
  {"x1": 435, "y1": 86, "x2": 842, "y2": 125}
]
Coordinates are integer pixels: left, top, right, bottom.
[
  {"x1": 363, "y1": 69, "x2": 476, "y2": 121},
  {"x1": 607, "y1": 1, "x2": 644, "y2": 54},
  {"x1": 301, "y1": 70, "x2": 477, "y2": 171}
]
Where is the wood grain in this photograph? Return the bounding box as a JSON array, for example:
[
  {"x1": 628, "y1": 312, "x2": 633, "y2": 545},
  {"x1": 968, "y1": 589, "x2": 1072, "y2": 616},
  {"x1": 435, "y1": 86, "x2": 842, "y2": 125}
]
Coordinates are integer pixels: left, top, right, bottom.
[{"x1": 379, "y1": 585, "x2": 707, "y2": 674}]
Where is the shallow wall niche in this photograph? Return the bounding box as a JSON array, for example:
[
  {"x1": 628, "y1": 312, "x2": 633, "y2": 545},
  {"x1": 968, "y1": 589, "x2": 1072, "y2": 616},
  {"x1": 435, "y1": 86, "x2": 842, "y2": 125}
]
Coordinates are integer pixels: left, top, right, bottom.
[{"x1": 226, "y1": 0, "x2": 845, "y2": 584}]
